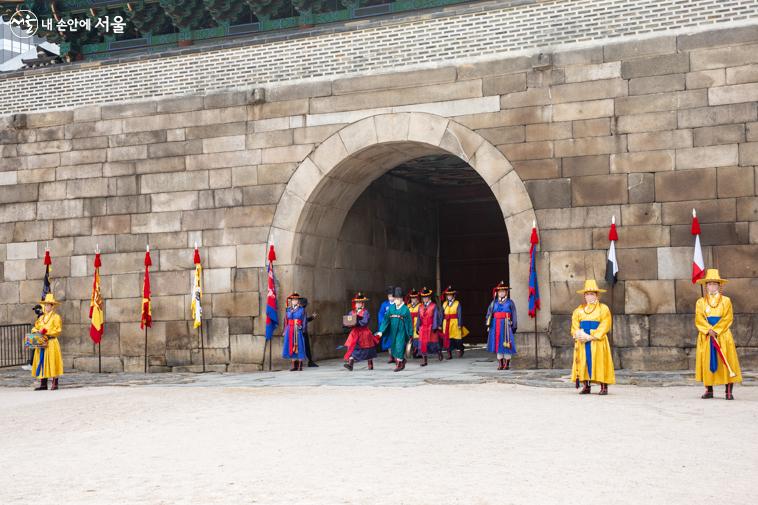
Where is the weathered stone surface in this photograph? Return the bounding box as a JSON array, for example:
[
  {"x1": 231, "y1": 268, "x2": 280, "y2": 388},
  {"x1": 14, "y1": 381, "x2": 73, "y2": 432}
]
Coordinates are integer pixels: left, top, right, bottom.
[
  {"x1": 548, "y1": 250, "x2": 606, "y2": 282},
  {"x1": 657, "y1": 247, "x2": 695, "y2": 280},
  {"x1": 512, "y1": 159, "x2": 561, "y2": 180},
  {"x1": 655, "y1": 168, "x2": 717, "y2": 202},
  {"x1": 604, "y1": 36, "x2": 676, "y2": 62},
  {"x1": 615, "y1": 90, "x2": 707, "y2": 115},
  {"x1": 661, "y1": 199, "x2": 736, "y2": 224},
  {"x1": 554, "y1": 136, "x2": 626, "y2": 157},
  {"x1": 572, "y1": 118, "x2": 610, "y2": 138},
  {"x1": 678, "y1": 103, "x2": 757, "y2": 128},
  {"x1": 717, "y1": 166, "x2": 754, "y2": 198},
  {"x1": 212, "y1": 292, "x2": 260, "y2": 317},
  {"x1": 593, "y1": 224, "x2": 669, "y2": 249},
  {"x1": 625, "y1": 280, "x2": 676, "y2": 314},
  {"x1": 620, "y1": 53, "x2": 689, "y2": 79},
  {"x1": 571, "y1": 174, "x2": 627, "y2": 206},
  {"x1": 540, "y1": 229, "x2": 592, "y2": 251},
  {"x1": 610, "y1": 150, "x2": 674, "y2": 173},
  {"x1": 629, "y1": 74, "x2": 685, "y2": 95},
  {"x1": 628, "y1": 173, "x2": 655, "y2": 203},
  {"x1": 612, "y1": 315, "x2": 649, "y2": 347},
  {"x1": 552, "y1": 99, "x2": 614, "y2": 121},
  {"x1": 616, "y1": 112, "x2": 676, "y2": 134},
  {"x1": 618, "y1": 347, "x2": 688, "y2": 370},
  {"x1": 561, "y1": 155, "x2": 609, "y2": 177},
  {"x1": 524, "y1": 179, "x2": 571, "y2": 209},
  {"x1": 620, "y1": 203, "x2": 661, "y2": 226},
  {"x1": 714, "y1": 245, "x2": 758, "y2": 278}
]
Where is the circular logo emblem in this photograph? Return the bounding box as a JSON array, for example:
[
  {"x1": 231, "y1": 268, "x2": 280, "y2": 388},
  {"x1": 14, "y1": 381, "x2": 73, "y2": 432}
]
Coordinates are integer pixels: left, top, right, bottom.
[{"x1": 9, "y1": 10, "x2": 39, "y2": 39}]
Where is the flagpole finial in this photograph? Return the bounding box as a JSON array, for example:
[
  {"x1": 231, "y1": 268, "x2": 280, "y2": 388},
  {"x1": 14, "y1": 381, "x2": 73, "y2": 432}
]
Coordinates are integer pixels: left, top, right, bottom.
[
  {"x1": 146, "y1": 244, "x2": 150, "y2": 252},
  {"x1": 46, "y1": 241, "x2": 49, "y2": 251},
  {"x1": 612, "y1": 215, "x2": 616, "y2": 224},
  {"x1": 692, "y1": 208, "x2": 697, "y2": 217},
  {"x1": 532, "y1": 219, "x2": 536, "y2": 229},
  {"x1": 95, "y1": 243, "x2": 99, "y2": 254},
  {"x1": 194, "y1": 242, "x2": 198, "y2": 249}
]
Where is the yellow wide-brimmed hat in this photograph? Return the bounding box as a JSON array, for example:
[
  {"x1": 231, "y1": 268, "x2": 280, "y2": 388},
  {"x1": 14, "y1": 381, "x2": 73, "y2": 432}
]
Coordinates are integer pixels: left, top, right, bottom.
[
  {"x1": 697, "y1": 268, "x2": 728, "y2": 285},
  {"x1": 576, "y1": 279, "x2": 607, "y2": 294},
  {"x1": 41, "y1": 293, "x2": 61, "y2": 305}
]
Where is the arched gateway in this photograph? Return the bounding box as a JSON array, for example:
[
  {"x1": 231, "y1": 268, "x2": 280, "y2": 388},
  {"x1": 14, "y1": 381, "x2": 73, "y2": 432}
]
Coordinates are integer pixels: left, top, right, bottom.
[{"x1": 267, "y1": 112, "x2": 549, "y2": 362}]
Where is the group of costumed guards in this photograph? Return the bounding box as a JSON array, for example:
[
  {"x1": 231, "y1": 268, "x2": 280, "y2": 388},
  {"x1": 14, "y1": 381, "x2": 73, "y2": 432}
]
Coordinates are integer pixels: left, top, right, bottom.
[{"x1": 28, "y1": 268, "x2": 741, "y2": 400}]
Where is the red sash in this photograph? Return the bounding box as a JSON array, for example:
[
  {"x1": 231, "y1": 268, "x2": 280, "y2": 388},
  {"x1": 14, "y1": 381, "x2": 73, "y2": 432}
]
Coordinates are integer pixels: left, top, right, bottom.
[
  {"x1": 288, "y1": 318, "x2": 302, "y2": 354},
  {"x1": 494, "y1": 312, "x2": 511, "y2": 347}
]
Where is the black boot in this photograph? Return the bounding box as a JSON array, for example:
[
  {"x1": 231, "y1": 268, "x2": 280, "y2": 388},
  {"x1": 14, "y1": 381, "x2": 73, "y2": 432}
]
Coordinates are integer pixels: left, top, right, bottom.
[
  {"x1": 726, "y1": 383, "x2": 734, "y2": 400},
  {"x1": 420, "y1": 356, "x2": 428, "y2": 367},
  {"x1": 497, "y1": 358, "x2": 504, "y2": 370},
  {"x1": 343, "y1": 358, "x2": 355, "y2": 371},
  {"x1": 289, "y1": 360, "x2": 297, "y2": 371},
  {"x1": 446, "y1": 350, "x2": 453, "y2": 360},
  {"x1": 438, "y1": 351, "x2": 444, "y2": 361},
  {"x1": 367, "y1": 359, "x2": 374, "y2": 371},
  {"x1": 504, "y1": 359, "x2": 511, "y2": 370},
  {"x1": 50, "y1": 378, "x2": 59, "y2": 391},
  {"x1": 701, "y1": 386, "x2": 714, "y2": 399},
  {"x1": 34, "y1": 378, "x2": 48, "y2": 391},
  {"x1": 579, "y1": 381, "x2": 591, "y2": 394},
  {"x1": 599, "y1": 383, "x2": 608, "y2": 396},
  {"x1": 307, "y1": 361, "x2": 319, "y2": 368},
  {"x1": 458, "y1": 348, "x2": 464, "y2": 358}
]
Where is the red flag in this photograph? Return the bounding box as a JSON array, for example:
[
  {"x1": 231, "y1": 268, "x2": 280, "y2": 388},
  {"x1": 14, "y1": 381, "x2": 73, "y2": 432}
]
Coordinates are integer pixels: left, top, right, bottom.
[
  {"x1": 89, "y1": 253, "x2": 104, "y2": 343},
  {"x1": 691, "y1": 209, "x2": 705, "y2": 284},
  {"x1": 265, "y1": 245, "x2": 278, "y2": 341},
  {"x1": 140, "y1": 247, "x2": 152, "y2": 329}
]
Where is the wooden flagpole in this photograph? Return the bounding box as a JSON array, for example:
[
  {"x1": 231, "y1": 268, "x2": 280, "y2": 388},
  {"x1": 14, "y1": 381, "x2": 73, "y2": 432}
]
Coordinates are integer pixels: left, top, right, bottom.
[
  {"x1": 144, "y1": 325, "x2": 148, "y2": 373},
  {"x1": 200, "y1": 319, "x2": 206, "y2": 373}
]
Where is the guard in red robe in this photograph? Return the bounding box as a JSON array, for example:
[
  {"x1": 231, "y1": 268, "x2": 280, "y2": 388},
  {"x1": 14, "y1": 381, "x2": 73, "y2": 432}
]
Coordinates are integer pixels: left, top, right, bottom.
[
  {"x1": 342, "y1": 292, "x2": 378, "y2": 371},
  {"x1": 416, "y1": 287, "x2": 443, "y2": 366}
]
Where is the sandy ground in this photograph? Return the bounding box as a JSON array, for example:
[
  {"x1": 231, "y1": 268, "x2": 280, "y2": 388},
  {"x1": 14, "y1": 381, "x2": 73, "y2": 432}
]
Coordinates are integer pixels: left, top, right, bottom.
[{"x1": 1, "y1": 381, "x2": 756, "y2": 505}]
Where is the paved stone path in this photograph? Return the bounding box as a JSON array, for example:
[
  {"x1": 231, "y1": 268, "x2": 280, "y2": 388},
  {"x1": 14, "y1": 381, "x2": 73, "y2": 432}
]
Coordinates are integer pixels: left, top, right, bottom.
[{"x1": 3, "y1": 348, "x2": 754, "y2": 390}]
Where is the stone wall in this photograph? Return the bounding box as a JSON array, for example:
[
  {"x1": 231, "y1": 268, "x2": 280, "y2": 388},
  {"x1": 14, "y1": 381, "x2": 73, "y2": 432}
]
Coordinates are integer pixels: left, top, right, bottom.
[
  {"x1": 2, "y1": 19, "x2": 758, "y2": 371},
  {"x1": 1, "y1": 0, "x2": 758, "y2": 114}
]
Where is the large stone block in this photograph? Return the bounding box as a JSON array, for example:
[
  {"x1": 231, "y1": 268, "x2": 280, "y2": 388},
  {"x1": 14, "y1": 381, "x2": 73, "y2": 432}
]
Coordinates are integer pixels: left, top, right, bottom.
[
  {"x1": 140, "y1": 171, "x2": 208, "y2": 194},
  {"x1": 561, "y1": 155, "x2": 609, "y2": 177},
  {"x1": 610, "y1": 150, "x2": 674, "y2": 173},
  {"x1": 552, "y1": 99, "x2": 614, "y2": 121},
  {"x1": 615, "y1": 90, "x2": 707, "y2": 115},
  {"x1": 657, "y1": 247, "x2": 696, "y2": 280},
  {"x1": 548, "y1": 250, "x2": 606, "y2": 282},
  {"x1": 627, "y1": 130, "x2": 692, "y2": 152},
  {"x1": 649, "y1": 314, "x2": 697, "y2": 348},
  {"x1": 690, "y1": 42, "x2": 758, "y2": 70},
  {"x1": 572, "y1": 118, "x2": 610, "y2": 138},
  {"x1": 571, "y1": 174, "x2": 628, "y2": 206},
  {"x1": 693, "y1": 124, "x2": 745, "y2": 147},
  {"x1": 614, "y1": 248, "x2": 658, "y2": 279},
  {"x1": 612, "y1": 315, "x2": 649, "y2": 347},
  {"x1": 483, "y1": 73, "x2": 526, "y2": 96},
  {"x1": 655, "y1": 168, "x2": 716, "y2": 202},
  {"x1": 512, "y1": 159, "x2": 561, "y2": 180},
  {"x1": 621, "y1": 203, "x2": 661, "y2": 226},
  {"x1": 713, "y1": 245, "x2": 758, "y2": 278},
  {"x1": 625, "y1": 280, "x2": 676, "y2": 314},
  {"x1": 737, "y1": 196, "x2": 758, "y2": 221},
  {"x1": 212, "y1": 291, "x2": 260, "y2": 317},
  {"x1": 618, "y1": 347, "x2": 688, "y2": 370},
  {"x1": 717, "y1": 166, "x2": 754, "y2": 198},
  {"x1": 603, "y1": 36, "x2": 676, "y2": 62},
  {"x1": 500, "y1": 88, "x2": 551, "y2": 108},
  {"x1": 678, "y1": 103, "x2": 757, "y2": 128},
  {"x1": 685, "y1": 69, "x2": 726, "y2": 89},
  {"x1": 629, "y1": 74, "x2": 685, "y2": 95},
  {"x1": 620, "y1": 53, "x2": 689, "y2": 79},
  {"x1": 593, "y1": 224, "x2": 668, "y2": 249},
  {"x1": 540, "y1": 229, "x2": 592, "y2": 252},
  {"x1": 554, "y1": 136, "x2": 626, "y2": 157},
  {"x1": 616, "y1": 112, "x2": 676, "y2": 134},
  {"x1": 229, "y1": 334, "x2": 266, "y2": 364},
  {"x1": 535, "y1": 205, "x2": 618, "y2": 230},
  {"x1": 661, "y1": 199, "x2": 736, "y2": 224},
  {"x1": 478, "y1": 125, "x2": 525, "y2": 145},
  {"x1": 738, "y1": 142, "x2": 758, "y2": 166},
  {"x1": 499, "y1": 141, "x2": 553, "y2": 161}
]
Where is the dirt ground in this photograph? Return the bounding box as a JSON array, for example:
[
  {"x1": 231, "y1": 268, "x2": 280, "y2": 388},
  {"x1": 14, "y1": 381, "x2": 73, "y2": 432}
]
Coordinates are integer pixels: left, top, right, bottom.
[{"x1": 1, "y1": 381, "x2": 756, "y2": 505}]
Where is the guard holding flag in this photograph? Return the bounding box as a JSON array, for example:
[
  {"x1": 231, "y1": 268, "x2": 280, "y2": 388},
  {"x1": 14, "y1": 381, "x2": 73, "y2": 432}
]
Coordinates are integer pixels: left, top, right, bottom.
[
  {"x1": 695, "y1": 269, "x2": 742, "y2": 400},
  {"x1": 441, "y1": 286, "x2": 466, "y2": 359},
  {"x1": 570, "y1": 280, "x2": 615, "y2": 395}
]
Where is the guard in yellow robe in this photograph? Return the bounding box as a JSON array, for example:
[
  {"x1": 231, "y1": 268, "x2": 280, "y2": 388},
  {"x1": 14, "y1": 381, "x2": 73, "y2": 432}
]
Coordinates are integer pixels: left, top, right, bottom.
[
  {"x1": 441, "y1": 286, "x2": 465, "y2": 359},
  {"x1": 31, "y1": 293, "x2": 64, "y2": 391},
  {"x1": 570, "y1": 280, "x2": 615, "y2": 395},
  {"x1": 695, "y1": 269, "x2": 742, "y2": 400},
  {"x1": 407, "y1": 289, "x2": 421, "y2": 358}
]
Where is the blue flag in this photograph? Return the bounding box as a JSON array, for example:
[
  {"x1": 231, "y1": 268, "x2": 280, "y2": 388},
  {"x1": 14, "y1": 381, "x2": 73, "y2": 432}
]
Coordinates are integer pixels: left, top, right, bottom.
[
  {"x1": 265, "y1": 246, "x2": 278, "y2": 341},
  {"x1": 528, "y1": 227, "x2": 540, "y2": 318}
]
